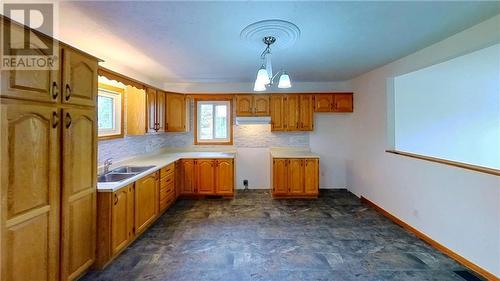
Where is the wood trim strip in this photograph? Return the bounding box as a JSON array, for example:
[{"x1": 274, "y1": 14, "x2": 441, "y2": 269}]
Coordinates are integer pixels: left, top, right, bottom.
[
  {"x1": 98, "y1": 67, "x2": 145, "y2": 90},
  {"x1": 386, "y1": 150, "x2": 500, "y2": 176},
  {"x1": 360, "y1": 196, "x2": 500, "y2": 281}
]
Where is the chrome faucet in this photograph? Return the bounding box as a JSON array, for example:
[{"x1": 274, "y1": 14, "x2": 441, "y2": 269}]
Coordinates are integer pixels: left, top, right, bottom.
[{"x1": 103, "y1": 158, "x2": 113, "y2": 174}]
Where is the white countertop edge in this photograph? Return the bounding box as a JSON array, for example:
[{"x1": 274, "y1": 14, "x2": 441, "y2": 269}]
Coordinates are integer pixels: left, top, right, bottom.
[{"x1": 97, "y1": 151, "x2": 235, "y2": 192}]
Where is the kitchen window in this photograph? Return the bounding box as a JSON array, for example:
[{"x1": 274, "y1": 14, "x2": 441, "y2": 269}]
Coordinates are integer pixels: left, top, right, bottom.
[
  {"x1": 195, "y1": 100, "x2": 232, "y2": 144},
  {"x1": 97, "y1": 83, "x2": 124, "y2": 140}
]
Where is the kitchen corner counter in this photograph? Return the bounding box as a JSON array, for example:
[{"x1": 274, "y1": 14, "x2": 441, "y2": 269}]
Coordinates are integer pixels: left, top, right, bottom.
[{"x1": 97, "y1": 151, "x2": 235, "y2": 192}]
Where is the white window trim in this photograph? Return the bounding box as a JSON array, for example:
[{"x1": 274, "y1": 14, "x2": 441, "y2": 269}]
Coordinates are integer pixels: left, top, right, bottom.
[
  {"x1": 98, "y1": 88, "x2": 122, "y2": 138},
  {"x1": 196, "y1": 100, "x2": 231, "y2": 144}
]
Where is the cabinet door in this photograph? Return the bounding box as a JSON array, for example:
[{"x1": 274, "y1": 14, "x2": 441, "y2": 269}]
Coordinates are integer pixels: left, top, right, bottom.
[
  {"x1": 111, "y1": 188, "x2": 129, "y2": 255},
  {"x1": 285, "y1": 95, "x2": 300, "y2": 131},
  {"x1": 270, "y1": 95, "x2": 285, "y2": 131},
  {"x1": 300, "y1": 95, "x2": 314, "y2": 131},
  {"x1": 304, "y1": 159, "x2": 319, "y2": 195},
  {"x1": 61, "y1": 108, "x2": 97, "y2": 281},
  {"x1": 156, "y1": 90, "x2": 166, "y2": 131},
  {"x1": 166, "y1": 93, "x2": 186, "y2": 132},
  {"x1": 196, "y1": 159, "x2": 215, "y2": 195},
  {"x1": 254, "y1": 95, "x2": 270, "y2": 116},
  {"x1": 288, "y1": 159, "x2": 304, "y2": 194},
  {"x1": 235, "y1": 95, "x2": 254, "y2": 116},
  {"x1": 0, "y1": 101, "x2": 60, "y2": 281},
  {"x1": 0, "y1": 40, "x2": 61, "y2": 103},
  {"x1": 62, "y1": 47, "x2": 98, "y2": 107},
  {"x1": 334, "y1": 93, "x2": 353, "y2": 112},
  {"x1": 126, "y1": 86, "x2": 146, "y2": 135},
  {"x1": 272, "y1": 159, "x2": 288, "y2": 195},
  {"x1": 215, "y1": 159, "x2": 234, "y2": 195},
  {"x1": 175, "y1": 161, "x2": 182, "y2": 198},
  {"x1": 314, "y1": 94, "x2": 333, "y2": 112},
  {"x1": 146, "y1": 88, "x2": 157, "y2": 133},
  {"x1": 181, "y1": 160, "x2": 195, "y2": 194},
  {"x1": 135, "y1": 173, "x2": 158, "y2": 234}
]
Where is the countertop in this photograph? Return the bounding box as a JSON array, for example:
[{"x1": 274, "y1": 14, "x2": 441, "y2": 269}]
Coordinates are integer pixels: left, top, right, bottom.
[
  {"x1": 269, "y1": 148, "x2": 320, "y2": 159},
  {"x1": 97, "y1": 151, "x2": 235, "y2": 192}
]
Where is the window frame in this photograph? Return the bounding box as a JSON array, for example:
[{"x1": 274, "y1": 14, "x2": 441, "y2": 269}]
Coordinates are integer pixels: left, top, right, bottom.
[
  {"x1": 97, "y1": 82, "x2": 124, "y2": 140},
  {"x1": 194, "y1": 96, "x2": 233, "y2": 145}
]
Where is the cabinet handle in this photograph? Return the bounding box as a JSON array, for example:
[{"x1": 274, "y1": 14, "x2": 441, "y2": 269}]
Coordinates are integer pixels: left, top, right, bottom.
[
  {"x1": 65, "y1": 84, "x2": 71, "y2": 101},
  {"x1": 52, "y1": 111, "x2": 59, "y2": 128},
  {"x1": 51, "y1": 81, "x2": 59, "y2": 100},
  {"x1": 64, "y1": 112, "x2": 72, "y2": 128},
  {"x1": 114, "y1": 194, "x2": 118, "y2": 205}
]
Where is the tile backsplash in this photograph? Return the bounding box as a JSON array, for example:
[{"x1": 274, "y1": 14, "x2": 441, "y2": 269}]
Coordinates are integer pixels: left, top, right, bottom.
[{"x1": 98, "y1": 125, "x2": 309, "y2": 165}]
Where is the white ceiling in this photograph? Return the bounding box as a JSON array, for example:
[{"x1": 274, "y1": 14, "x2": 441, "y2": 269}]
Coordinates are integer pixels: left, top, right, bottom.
[{"x1": 58, "y1": 1, "x2": 500, "y2": 85}]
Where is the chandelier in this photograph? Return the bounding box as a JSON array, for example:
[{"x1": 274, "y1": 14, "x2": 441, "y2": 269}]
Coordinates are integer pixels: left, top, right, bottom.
[{"x1": 253, "y1": 36, "x2": 292, "y2": 91}]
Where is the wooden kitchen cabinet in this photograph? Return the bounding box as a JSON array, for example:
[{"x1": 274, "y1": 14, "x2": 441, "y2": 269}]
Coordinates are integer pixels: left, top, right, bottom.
[
  {"x1": 272, "y1": 159, "x2": 288, "y2": 195},
  {"x1": 288, "y1": 159, "x2": 304, "y2": 194},
  {"x1": 254, "y1": 95, "x2": 270, "y2": 116},
  {"x1": 125, "y1": 86, "x2": 147, "y2": 135},
  {"x1": 304, "y1": 159, "x2": 319, "y2": 195},
  {"x1": 271, "y1": 157, "x2": 319, "y2": 198},
  {"x1": 61, "y1": 108, "x2": 97, "y2": 281},
  {"x1": 270, "y1": 95, "x2": 286, "y2": 131},
  {"x1": 134, "y1": 172, "x2": 159, "y2": 234},
  {"x1": 146, "y1": 88, "x2": 166, "y2": 133},
  {"x1": 300, "y1": 95, "x2": 314, "y2": 131},
  {"x1": 1, "y1": 18, "x2": 99, "y2": 281},
  {"x1": 235, "y1": 95, "x2": 270, "y2": 116},
  {"x1": 95, "y1": 184, "x2": 135, "y2": 269},
  {"x1": 180, "y1": 159, "x2": 196, "y2": 195},
  {"x1": 314, "y1": 93, "x2": 353, "y2": 112},
  {"x1": 0, "y1": 101, "x2": 61, "y2": 281},
  {"x1": 62, "y1": 46, "x2": 98, "y2": 107},
  {"x1": 285, "y1": 95, "x2": 300, "y2": 131},
  {"x1": 235, "y1": 95, "x2": 253, "y2": 116},
  {"x1": 333, "y1": 93, "x2": 353, "y2": 112},
  {"x1": 159, "y1": 163, "x2": 175, "y2": 212},
  {"x1": 215, "y1": 159, "x2": 234, "y2": 195},
  {"x1": 166, "y1": 93, "x2": 189, "y2": 132},
  {"x1": 314, "y1": 94, "x2": 333, "y2": 112},
  {"x1": 196, "y1": 159, "x2": 216, "y2": 195}
]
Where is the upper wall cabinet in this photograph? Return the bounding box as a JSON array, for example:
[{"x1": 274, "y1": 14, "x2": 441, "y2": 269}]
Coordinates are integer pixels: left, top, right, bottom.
[
  {"x1": 166, "y1": 93, "x2": 189, "y2": 132},
  {"x1": 235, "y1": 94, "x2": 270, "y2": 116},
  {"x1": 62, "y1": 47, "x2": 98, "y2": 107},
  {"x1": 314, "y1": 93, "x2": 353, "y2": 112},
  {"x1": 270, "y1": 94, "x2": 314, "y2": 132},
  {"x1": 125, "y1": 86, "x2": 146, "y2": 135},
  {"x1": 146, "y1": 88, "x2": 166, "y2": 133}
]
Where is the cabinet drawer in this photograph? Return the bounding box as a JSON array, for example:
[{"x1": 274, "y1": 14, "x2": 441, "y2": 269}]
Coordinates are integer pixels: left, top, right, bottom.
[
  {"x1": 160, "y1": 163, "x2": 175, "y2": 178},
  {"x1": 160, "y1": 182, "x2": 175, "y2": 200},
  {"x1": 160, "y1": 172, "x2": 174, "y2": 188}
]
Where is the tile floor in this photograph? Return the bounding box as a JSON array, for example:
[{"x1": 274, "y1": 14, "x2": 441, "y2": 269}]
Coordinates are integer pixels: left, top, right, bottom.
[{"x1": 82, "y1": 189, "x2": 483, "y2": 281}]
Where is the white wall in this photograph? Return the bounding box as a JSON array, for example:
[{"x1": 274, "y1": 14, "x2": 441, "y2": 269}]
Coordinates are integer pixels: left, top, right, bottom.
[
  {"x1": 310, "y1": 113, "x2": 353, "y2": 188},
  {"x1": 394, "y1": 44, "x2": 500, "y2": 169},
  {"x1": 348, "y1": 15, "x2": 500, "y2": 277}
]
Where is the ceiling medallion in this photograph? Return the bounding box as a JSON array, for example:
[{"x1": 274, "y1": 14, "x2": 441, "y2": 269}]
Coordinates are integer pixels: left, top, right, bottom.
[{"x1": 240, "y1": 19, "x2": 300, "y2": 50}]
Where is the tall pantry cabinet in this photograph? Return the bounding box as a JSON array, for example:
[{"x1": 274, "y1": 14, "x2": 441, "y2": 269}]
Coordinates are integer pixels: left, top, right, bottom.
[{"x1": 0, "y1": 19, "x2": 99, "y2": 281}]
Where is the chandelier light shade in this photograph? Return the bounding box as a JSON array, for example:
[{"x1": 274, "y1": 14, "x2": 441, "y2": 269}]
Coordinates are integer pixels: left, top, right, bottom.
[
  {"x1": 253, "y1": 80, "x2": 266, "y2": 91},
  {"x1": 256, "y1": 65, "x2": 270, "y2": 85},
  {"x1": 278, "y1": 72, "x2": 292, "y2": 88},
  {"x1": 252, "y1": 36, "x2": 292, "y2": 92}
]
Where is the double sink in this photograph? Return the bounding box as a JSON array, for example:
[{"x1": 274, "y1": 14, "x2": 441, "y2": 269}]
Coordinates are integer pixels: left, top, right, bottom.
[{"x1": 98, "y1": 165, "x2": 156, "y2": 183}]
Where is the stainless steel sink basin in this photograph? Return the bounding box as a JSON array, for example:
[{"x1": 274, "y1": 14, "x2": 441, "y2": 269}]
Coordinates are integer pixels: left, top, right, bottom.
[
  {"x1": 97, "y1": 173, "x2": 136, "y2": 183},
  {"x1": 111, "y1": 165, "x2": 155, "y2": 174}
]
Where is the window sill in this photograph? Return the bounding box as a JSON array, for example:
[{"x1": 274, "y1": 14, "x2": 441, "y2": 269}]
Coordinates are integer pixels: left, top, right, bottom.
[
  {"x1": 98, "y1": 133, "x2": 124, "y2": 141},
  {"x1": 385, "y1": 150, "x2": 500, "y2": 176}
]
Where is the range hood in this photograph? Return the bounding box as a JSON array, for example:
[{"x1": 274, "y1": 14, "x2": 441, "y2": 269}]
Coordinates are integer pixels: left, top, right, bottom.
[{"x1": 235, "y1": 116, "x2": 271, "y2": 125}]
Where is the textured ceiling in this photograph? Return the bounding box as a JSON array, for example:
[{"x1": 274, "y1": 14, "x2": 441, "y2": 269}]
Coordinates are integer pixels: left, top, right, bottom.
[{"x1": 58, "y1": 1, "x2": 500, "y2": 84}]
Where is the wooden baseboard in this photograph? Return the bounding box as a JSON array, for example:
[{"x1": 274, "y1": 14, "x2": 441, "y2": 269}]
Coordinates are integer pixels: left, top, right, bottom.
[{"x1": 360, "y1": 196, "x2": 499, "y2": 281}]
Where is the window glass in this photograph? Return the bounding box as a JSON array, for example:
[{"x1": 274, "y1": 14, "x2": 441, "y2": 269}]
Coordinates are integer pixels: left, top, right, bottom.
[
  {"x1": 97, "y1": 86, "x2": 123, "y2": 139},
  {"x1": 98, "y1": 95, "x2": 114, "y2": 130},
  {"x1": 196, "y1": 101, "x2": 231, "y2": 144}
]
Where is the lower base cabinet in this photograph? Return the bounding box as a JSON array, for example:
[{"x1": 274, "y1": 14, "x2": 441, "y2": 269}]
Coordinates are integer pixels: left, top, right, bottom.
[
  {"x1": 96, "y1": 172, "x2": 159, "y2": 269},
  {"x1": 179, "y1": 158, "x2": 234, "y2": 196},
  {"x1": 271, "y1": 158, "x2": 319, "y2": 197}
]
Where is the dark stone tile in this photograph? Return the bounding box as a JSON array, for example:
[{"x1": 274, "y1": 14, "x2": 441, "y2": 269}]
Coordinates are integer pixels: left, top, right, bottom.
[{"x1": 82, "y1": 190, "x2": 474, "y2": 281}]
